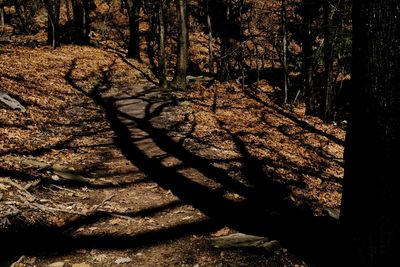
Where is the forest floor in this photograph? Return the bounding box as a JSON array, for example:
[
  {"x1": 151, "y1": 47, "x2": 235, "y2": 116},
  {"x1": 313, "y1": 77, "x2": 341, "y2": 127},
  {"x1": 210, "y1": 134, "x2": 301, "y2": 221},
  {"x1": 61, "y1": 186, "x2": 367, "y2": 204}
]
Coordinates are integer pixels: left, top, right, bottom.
[{"x1": 1, "y1": 38, "x2": 344, "y2": 266}]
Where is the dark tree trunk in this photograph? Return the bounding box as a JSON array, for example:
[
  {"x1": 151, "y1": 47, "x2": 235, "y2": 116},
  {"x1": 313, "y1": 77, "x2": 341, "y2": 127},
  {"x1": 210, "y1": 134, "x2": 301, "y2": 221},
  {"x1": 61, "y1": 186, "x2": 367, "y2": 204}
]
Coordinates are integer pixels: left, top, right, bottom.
[
  {"x1": 206, "y1": 0, "x2": 214, "y2": 75},
  {"x1": 126, "y1": 0, "x2": 141, "y2": 61},
  {"x1": 71, "y1": 0, "x2": 91, "y2": 45},
  {"x1": 302, "y1": 0, "x2": 316, "y2": 115},
  {"x1": 157, "y1": 0, "x2": 167, "y2": 87},
  {"x1": 340, "y1": 1, "x2": 400, "y2": 266},
  {"x1": 173, "y1": 0, "x2": 189, "y2": 90},
  {"x1": 281, "y1": 0, "x2": 288, "y2": 103},
  {"x1": 0, "y1": 6, "x2": 4, "y2": 35},
  {"x1": 239, "y1": 0, "x2": 244, "y2": 91},
  {"x1": 323, "y1": 0, "x2": 334, "y2": 122},
  {"x1": 82, "y1": 0, "x2": 91, "y2": 42},
  {"x1": 218, "y1": 0, "x2": 232, "y2": 81},
  {"x1": 143, "y1": 0, "x2": 156, "y2": 69},
  {"x1": 44, "y1": 0, "x2": 61, "y2": 49}
]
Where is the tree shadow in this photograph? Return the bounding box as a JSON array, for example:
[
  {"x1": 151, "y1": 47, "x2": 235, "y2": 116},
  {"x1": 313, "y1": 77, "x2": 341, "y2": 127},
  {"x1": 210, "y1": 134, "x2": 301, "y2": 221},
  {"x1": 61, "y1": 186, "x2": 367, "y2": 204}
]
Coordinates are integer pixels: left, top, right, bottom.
[
  {"x1": 1, "y1": 60, "x2": 344, "y2": 267},
  {"x1": 62, "y1": 61, "x2": 342, "y2": 266},
  {"x1": 245, "y1": 88, "x2": 345, "y2": 146}
]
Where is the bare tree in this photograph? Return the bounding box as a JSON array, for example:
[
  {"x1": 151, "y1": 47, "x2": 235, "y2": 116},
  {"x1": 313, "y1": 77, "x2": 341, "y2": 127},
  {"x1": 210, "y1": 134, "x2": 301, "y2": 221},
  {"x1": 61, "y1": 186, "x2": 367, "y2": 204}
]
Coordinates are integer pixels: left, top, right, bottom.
[
  {"x1": 44, "y1": 0, "x2": 61, "y2": 49},
  {"x1": 302, "y1": 0, "x2": 316, "y2": 115},
  {"x1": 126, "y1": 0, "x2": 141, "y2": 61},
  {"x1": 206, "y1": 0, "x2": 214, "y2": 75},
  {"x1": 172, "y1": 0, "x2": 189, "y2": 89},
  {"x1": 340, "y1": 1, "x2": 400, "y2": 265},
  {"x1": 0, "y1": 3, "x2": 4, "y2": 35},
  {"x1": 281, "y1": 0, "x2": 288, "y2": 103},
  {"x1": 71, "y1": 0, "x2": 93, "y2": 44},
  {"x1": 157, "y1": 0, "x2": 167, "y2": 87},
  {"x1": 323, "y1": 0, "x2": 334, "y2": 122}
]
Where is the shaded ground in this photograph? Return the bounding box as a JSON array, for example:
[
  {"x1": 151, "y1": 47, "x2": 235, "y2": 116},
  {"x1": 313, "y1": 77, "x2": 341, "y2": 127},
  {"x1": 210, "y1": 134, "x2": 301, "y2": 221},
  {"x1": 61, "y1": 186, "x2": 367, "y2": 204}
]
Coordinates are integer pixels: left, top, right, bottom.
[{"x1": 1, "y1": 41, "x2": 344, "y2": 266}]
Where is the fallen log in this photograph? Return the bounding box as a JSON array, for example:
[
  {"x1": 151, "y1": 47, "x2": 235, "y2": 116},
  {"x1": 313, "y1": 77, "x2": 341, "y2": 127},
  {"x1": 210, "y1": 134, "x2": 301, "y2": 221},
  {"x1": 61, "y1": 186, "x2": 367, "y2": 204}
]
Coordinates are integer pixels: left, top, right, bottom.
[
  {"x1": 210, "y1": 233, "x2": 279, "y2": 252},
  {"x1": 20, "y1": 159, "x2": 89, "y2": 183},
  {"x1": 0, "y1": 91, "x2": 26, "y2": 112}
]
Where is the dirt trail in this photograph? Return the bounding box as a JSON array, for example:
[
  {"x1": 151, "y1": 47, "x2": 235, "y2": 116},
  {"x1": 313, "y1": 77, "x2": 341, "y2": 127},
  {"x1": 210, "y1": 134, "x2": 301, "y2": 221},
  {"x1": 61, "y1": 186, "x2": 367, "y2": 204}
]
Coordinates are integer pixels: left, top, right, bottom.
[{"x1": 0, "y1": 43, "x2": 344, "y2": 266}]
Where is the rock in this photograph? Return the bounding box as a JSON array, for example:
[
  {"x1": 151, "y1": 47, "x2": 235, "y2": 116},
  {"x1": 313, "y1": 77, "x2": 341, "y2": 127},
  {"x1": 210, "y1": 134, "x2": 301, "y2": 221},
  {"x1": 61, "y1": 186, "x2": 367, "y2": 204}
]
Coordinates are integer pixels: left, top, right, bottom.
[
  {"x1": 115, "y1": 257, "x2": 132, "y2": 264},
  {"x1": 0, "y1": 91, "x2": 26, "y2": 112}
]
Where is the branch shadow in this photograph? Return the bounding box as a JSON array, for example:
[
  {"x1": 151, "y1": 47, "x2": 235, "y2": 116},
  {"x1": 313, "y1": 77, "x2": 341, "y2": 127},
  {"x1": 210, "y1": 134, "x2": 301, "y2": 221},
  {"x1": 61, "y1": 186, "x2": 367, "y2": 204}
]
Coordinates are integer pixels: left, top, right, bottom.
[
  {"x1": 245, "y1": 88, "x2": 345, "y2": 147},
  {"x1": 63, "y1": 62, "x2": 342, "y2": 266},
  {"x1": 1, "y1": 60, "x2": 343, "y2": 267}
]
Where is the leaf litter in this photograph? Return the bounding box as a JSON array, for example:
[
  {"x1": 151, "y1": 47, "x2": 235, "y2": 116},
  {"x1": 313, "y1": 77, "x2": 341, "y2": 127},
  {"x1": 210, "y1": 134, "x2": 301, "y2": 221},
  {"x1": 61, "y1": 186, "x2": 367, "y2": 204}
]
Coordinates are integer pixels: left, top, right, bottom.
[{"x1": 0, "y1": 40, "x2": 341, "y2": 267}]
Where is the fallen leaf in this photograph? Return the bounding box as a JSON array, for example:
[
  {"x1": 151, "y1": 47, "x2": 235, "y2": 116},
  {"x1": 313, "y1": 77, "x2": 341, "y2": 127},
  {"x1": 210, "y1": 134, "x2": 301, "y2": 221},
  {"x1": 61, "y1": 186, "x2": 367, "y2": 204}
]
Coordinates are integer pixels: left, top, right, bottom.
[
  {"x1": 108, "y1": 218, "x2": 124, "y2": 225},
  {"x1": 93, "y1": 254, "x2": 107, "y2": 262},
  {"x1": 211, "y1": 227, "x2": 231, "y2": 237}
]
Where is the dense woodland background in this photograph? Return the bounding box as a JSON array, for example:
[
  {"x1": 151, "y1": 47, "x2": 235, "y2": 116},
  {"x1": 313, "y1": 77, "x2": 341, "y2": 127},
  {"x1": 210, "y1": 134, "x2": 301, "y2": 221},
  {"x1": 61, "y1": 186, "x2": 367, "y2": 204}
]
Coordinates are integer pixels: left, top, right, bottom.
[{"x1": 0, "y1": 0, "x2": 399, "y2": 266}]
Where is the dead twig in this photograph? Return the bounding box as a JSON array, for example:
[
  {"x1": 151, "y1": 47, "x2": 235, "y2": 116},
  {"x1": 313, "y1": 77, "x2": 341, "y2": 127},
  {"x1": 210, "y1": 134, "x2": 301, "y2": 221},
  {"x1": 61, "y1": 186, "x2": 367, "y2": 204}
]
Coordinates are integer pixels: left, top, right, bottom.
[
  {"x1": 50, "y1": 184, "x2": 82, "y2": 195},
  {"x1": 91, "y1": 194, "x2": 116, "y2": 212},
  {"x1": 10, "y1": 255, "x2": 25, "y2": 267},
  {"x1": 0, "y1": 177, "x2": 35, "y2": 201},
  {"x1": 24, "y1": 179, "x2": 41, "y2": 191},
  {"x1": 0, "y1": 207, "x2": 21, "y2": 218},
  {"x1": 18, "y1": 194, "x2": 116, "y2": 217}
]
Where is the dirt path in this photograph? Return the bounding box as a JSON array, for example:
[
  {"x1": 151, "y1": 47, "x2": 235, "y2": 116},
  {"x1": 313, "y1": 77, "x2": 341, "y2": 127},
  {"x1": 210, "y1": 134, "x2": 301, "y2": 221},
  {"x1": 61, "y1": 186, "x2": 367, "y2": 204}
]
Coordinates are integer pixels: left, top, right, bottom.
[{"x1": 1, "y1": 43, "x2": 344, "y2": 266}]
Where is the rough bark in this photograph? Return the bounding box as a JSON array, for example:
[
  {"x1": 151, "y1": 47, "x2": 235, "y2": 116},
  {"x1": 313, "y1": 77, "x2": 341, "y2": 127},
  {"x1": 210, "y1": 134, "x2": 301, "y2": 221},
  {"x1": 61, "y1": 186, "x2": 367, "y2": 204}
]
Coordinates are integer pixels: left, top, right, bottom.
[
  {"x1": 302, "y1": 0, "x2": 316, "y2": 115},
  {"x1": 157, "y1": 0, "x2": 167, "y2": 87},
  {"x1": 44, "y1": 0, "x2": 61, "y2": 49},
  {"x1": 218, "y1": 0, "x2": 232, "y2": 81},
  {"x1": 281, "y1": 0, "x2": 288, "y2": 103},
  {"x1": 71, "y1": 0, "x2": 91, "y2": 45},
  {"x1": 340, "y1": 1, "x2": 400, "y2": 266},
  {"x1": 206, "y1": 0, "x2": 214, "y2": 75},
  {"x1": 172, "y1": 0, "x2": 189, "y2": 90},
  {"x1": 323, "y1": 0, "x2": 334, "y2": 122},
  {"x1": 0, "y1": 6, "x2": 4, "y2": 35},
  {"x1": 143, "y1": 0, "x2": 156, "y2": 69},
  {"x1": 65, "y1": 0, "x2": 71, "y2": 22},
  {"x1": 126, "y1": 0, "x2": 141, "y2": 61}
]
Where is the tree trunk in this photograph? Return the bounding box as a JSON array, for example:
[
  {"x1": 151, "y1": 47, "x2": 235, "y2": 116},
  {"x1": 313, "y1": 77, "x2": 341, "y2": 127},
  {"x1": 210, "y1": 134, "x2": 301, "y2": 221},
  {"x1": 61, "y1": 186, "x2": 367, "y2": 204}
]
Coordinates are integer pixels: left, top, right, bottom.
[
  {"x1": 206, "y1": 0, "x2": 214, "y2": 75},
  {"x1": 71, "y1": 0, "x2": 90, "y2": 45},
  {"x1": 0, "y1": 6, "x2": 4, "y2": 35},
  {"x1": 157, "y1": 0, "x2": 167, "y2": 87},
  {"x1": 65, "y1": 0, "x2": 71, "y2": 22},
  {"x1": 218, "y1": 0, "x2": 232, "y2": 81},
  {"x1": 340, "y1": 1, "x2": 400, "y2": 266},
  {"x1": 281, "y1": 0, "x2": 288, "y2": 104},
  {"x1": 82, "y1": 0, "x2": 90, "y2": 42},
  {"x1": 172, "y1": 0, "x2": 189, "y2": 90},
  {"x1": 239, "y1": 0, "x2": 245, "y2": 91},
  {"x1": 323, "y1": 0, "x2": 334, "y2": 122},
  {"x1": 143, "y1": 0, "x2": 156, "y2": 69},
  {"x1": 302, "y1": 0, "x2": 316, "y2": 115},
  {"x1": 45, "y1": 0, "x2": 61, "y2": 49},
  {"x1": 126, "y1": 0, "x2": 141, "y2": 61}
]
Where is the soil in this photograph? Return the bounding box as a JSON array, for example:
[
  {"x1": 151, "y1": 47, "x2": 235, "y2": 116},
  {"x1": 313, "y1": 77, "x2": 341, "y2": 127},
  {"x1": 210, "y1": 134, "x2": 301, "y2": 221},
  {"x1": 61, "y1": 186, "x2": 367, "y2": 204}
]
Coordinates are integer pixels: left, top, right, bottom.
[{"x1": 0, "y1": 38, "x2": 344, "y2": 266}]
